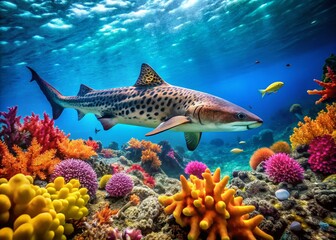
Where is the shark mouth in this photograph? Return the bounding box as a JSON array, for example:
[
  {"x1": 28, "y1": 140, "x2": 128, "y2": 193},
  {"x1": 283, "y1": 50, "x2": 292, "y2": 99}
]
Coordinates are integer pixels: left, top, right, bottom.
[{"x1": 234, "y1": 121, "x2": 263, "y2": 130}]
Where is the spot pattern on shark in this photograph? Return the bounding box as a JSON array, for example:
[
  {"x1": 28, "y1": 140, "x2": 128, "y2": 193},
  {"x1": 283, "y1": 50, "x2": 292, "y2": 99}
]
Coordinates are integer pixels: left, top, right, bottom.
[{"x1": 27, "y1": 64, "x2": 263, "y2": 151}]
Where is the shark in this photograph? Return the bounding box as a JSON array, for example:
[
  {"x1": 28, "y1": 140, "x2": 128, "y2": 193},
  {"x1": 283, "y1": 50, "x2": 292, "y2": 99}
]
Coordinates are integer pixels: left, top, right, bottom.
[{"x1": 27, "y1": 64, "x2": 263, "y2": 151}]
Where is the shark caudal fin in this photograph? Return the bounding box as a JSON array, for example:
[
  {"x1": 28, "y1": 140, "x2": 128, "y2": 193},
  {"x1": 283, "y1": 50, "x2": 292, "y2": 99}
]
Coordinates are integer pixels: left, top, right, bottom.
[
  {"x1": 27, "y1": 67, "x2": 64, "y2": 119},
  {"x1": 259, "y1": 89, "x2": 266, "y2": 98}
]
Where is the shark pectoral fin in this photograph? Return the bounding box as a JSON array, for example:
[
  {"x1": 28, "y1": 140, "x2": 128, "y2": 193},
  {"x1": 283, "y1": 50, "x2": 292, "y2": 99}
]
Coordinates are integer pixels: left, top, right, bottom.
[
  {"x1": 97, "y1": 117, "x2": 118, "y2": 130},
  {"x1": 184, "y1": 132, "x2": 202, "y2": 151},
  {"x1": 77, "y1": 110, "x2": 86, "y2": 121},
  {"x1": 145, "y1": 116, "x2": 191, "y2": 136}
]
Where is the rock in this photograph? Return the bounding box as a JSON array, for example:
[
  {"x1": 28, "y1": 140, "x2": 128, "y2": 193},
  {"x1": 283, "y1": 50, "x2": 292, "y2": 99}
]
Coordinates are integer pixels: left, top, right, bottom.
[
  {"x1": 290, "y1": 221, "x2": 302, "y2": 231},
  {"x1": 275, "y1": 189, "x2": 290, "y2": 200}
]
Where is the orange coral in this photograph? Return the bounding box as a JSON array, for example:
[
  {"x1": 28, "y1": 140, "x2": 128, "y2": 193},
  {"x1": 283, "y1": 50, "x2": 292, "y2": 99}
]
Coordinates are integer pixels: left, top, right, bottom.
[
  {"x1": 0, "y1": 138, "x2": 60, "y2": 180},
  {"x1": 270, "y1": 141, "x2": 291, "y2": 154},
  {"x1": 57, "y1": 138, "x2": 97, "y2": 160},
  {"x1": 140, "y1": 140, "x2": 161, "y2": 153},
  {"x1": 290, "y1": 103, "x2": 336, "y2": 149},
  {"x1": 94, "y1": 203, "x2": 118, "y2": 224},
  {"x1": 129, "y1": 194, "x2": 140, "y2": 205},
  {"x1": 159, "y1": 168, "x2": 273, "y2": 240},
  {"x1": 141, "y1": 149, "x2": 162, "y2": 169},
  {"x1": 307, "y1": 66, "x2": 336, "y2": 104},
  {"x1": 249, "y1": 147, "x2": 275, "y2": 170},
  {"x1": 127, "y1": 138, "x2": 142, "y2": 149}
]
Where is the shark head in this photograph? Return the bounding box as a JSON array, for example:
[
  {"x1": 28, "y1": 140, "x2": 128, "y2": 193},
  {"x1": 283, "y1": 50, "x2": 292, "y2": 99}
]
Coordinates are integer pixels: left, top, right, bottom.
[{"x1": 188, "y1": 99, "x2": 263, "y2": 132}]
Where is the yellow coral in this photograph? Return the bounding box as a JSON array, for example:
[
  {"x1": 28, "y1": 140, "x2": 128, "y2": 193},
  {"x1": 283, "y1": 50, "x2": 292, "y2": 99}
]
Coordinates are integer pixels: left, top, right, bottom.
[
  {"x1": 98, "y1": 174, "x2": 113, "y2": 189},
  {"x1": 159, "y1": 168, "x2": 273, "y2": 240},
  {"x1": 0, "y1": 138, "x2": 60, "y2": 180},
  {"x1": 0, "y1": 174, "x2": 89, "y2": 240},
  {"x1": 127, "y1": 138, "x2": 142, "y2": 149},
  {"x1": 290, "y1": 103, "x2": 336, "y2": 149},
  {"x1": 57, "y1": 139, "x2": 97, "y2": 160}
]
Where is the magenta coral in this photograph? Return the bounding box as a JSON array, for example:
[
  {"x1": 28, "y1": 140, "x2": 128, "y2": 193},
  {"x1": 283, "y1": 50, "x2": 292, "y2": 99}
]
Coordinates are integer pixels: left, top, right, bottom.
[
  {"x1": 51, "y1": 158, "x2": 98, "y2": 197},
  {"x1": 105, "y1": 173, "x2": 134, "y2": 197},
  {"x1": 0, "y1": 106, "x2": 27, "y2": 150},
  {"x1": 184, "y1": 160, "x2": 208, "y2": 179},
  {"x1": 308, "y1": 135, "x2": 336, "y2": 174},
  {"x1": 264, "y1": 153, "x2": 304, "y2": 184}
]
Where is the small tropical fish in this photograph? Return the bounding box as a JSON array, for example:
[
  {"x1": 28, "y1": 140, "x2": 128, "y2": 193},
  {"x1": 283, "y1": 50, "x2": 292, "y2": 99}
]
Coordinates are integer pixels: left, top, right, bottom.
[
  {"x1": 27, "y1": 64, "x2": 263, "y2": 151},
  {"x1": 259, "y1": 81, "x2": 284, "y2": 98},
  {"x1": 230, "y1": 148, "x2": 244, "y2": 153},
  {"x1": 286, "y1": 63, "x2": 291, "y2": 67},
  {"x1": 239, "y1": 141, "x2": 246, "y2": 144},
  {"x1": 255, "y1": 60, "x2": 260, "y2": 64},
  {"x1": 95, "y1": 128, "x2": 101, "y2": 134}
]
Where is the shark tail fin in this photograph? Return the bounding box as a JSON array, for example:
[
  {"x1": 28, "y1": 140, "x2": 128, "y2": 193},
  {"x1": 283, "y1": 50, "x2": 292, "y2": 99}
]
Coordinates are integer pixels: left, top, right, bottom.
[
  {"x1": 27, "y1": 66, "x2": 65, "y2": 119},
  {"x1": 259, "y1": 89, "x2": 266, "y2": 98}
]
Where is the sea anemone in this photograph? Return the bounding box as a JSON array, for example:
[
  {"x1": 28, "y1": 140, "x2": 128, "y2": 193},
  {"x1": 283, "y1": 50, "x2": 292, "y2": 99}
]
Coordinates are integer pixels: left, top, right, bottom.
[
  {"x1": 105, "y1": 173, "x2": 134, "y2": 197},
  {"x1": 249, "y1": 147, "x2": 275, "y2": 170},
  {"x1": 270, "y1": 141, "x2": 291, "y2": 154},
  {"x1": 184, "y1": 160, "x2": 208, "y2": 179},
  {"x1": 51, "y1": 158, "x2": 98, "y2": 198},
  {"x1": 308, "y1": 135, "x2": 336, "y2": 174},
  {"x1": 264, "y1": 153, "x2": 304, "y2": 184}
]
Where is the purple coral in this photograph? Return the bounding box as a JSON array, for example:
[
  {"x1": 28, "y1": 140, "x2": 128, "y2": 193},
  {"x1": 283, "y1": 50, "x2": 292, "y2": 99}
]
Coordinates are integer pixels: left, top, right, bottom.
[
  {"x1": 51, "y1": 158, "x2": 98, "y2": 198},
  {"x1": 264, "y1": 153, "x2": 304, "y2": 184},
  {"x1": 308, "y1": 135, "x2": 336, "y2": 174},
  {"x1": 107, "y1": 228, "x2": 142, "y2": 240},
  {"x1": 105, "y1": 173, "x2": 134, "y2": 197},
  {"x1": 184, "y1": 160, "x2": 208, "y2": 179},
  {"x1": 0, "y1": 106, "x2": 28, "y2": 150}
]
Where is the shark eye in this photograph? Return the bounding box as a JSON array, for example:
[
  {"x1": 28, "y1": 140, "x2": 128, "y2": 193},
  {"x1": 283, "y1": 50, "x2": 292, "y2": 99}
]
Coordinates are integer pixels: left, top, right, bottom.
[{"x1": 236, "y1": 112, "x2": 247, "y2": 120}]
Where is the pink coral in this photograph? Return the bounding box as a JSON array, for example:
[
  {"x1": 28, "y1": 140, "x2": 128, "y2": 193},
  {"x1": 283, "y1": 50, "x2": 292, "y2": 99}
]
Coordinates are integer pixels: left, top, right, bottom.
[
  {"x1": 308, "y1": 135, "x2": 336, "y2": 174},
  {"x1": 264, "y1": 153, "x2": 304, "y2": 184},
  {"x1": 106, "y1": 173, "x2": 134, "y2": 197},
  {"x1": 184, "y1": 160, "x2": 208, "y2": 179}
]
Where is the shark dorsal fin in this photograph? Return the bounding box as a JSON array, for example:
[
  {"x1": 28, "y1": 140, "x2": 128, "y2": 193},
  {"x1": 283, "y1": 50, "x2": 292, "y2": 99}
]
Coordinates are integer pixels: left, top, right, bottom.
[
  {"x1": 77, "y1": 84, "x2": 94, "y2": 96},
  {"x1": 134, "y1": 63, "x2": 168, "y2": 87}
]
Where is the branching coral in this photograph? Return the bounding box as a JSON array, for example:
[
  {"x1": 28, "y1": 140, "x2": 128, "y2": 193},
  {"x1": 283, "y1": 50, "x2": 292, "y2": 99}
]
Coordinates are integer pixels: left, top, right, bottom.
[
  {"x1": 0, "y1": 138, "x2": 60, "y2": 180},
  {"x1": 0, "y1": 106, "x2": 28, "y2": 150},
  {"x1": 94, "y1": 203, "x2": 118, "y2": 224},
  {"x1": 85, "y1": 139, "x2": 100, "y2": 152},
  {"x1": 22, "y1": 112, "x2": 69, "y2": 153},
  {"x1": 57, "y1": 139, "x2": 97, "y2": 160},
  {"x1": 159, "y1": 168, "x2": 273, "y2": 240},
  {"x1": 307, "y1": 66, "x2": 336, "y2": 104},
  {"x1": 290, "y1": 103, "x2": 336, "y2": 149},
  {"x1": 141, "y1": 149, "x2": 162, "y2": 169},
  {"x1": 126, "y1": 164, "x2": 155, "y2": 188}
]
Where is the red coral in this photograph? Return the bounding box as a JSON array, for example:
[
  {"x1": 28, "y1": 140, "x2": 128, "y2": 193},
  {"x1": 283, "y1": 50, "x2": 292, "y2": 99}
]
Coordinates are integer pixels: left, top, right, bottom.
[
  {"x1": 101, "y1": 148, "x2": 115, "y2": 158},
  {"x1": 86, "y1": 139, "x2": 100, "y2": 152},
  {"x1": 21, "y1": 112, "x2": 69, "y2": 153},
  {"x1": 0, "y1": 106, "x2": 28, "y2": 150},
  {"x1": 126, "y1": 164, "x2": 156, "y2": 188},
  {"x1": 111, "y1": 163, "x2": 124, "y2": 174},
  {"x1": 307, "y1": 66, "x2": 336, "y2": 104}
]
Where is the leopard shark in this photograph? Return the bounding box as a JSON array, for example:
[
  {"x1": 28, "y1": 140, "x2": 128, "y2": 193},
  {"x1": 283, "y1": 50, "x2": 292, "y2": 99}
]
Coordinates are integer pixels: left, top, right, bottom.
[{"x1": 27, "y1": 64, "x2": 263, "y2": 150}]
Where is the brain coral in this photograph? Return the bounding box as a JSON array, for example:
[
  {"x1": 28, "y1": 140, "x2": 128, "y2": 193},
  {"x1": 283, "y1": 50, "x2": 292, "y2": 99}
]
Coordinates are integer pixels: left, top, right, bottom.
[
  {"x1": 51, "y1": 159, "x2": 98, "y2": 198},
  {"x1": 105, "y1": 173, "x2": 134, "y2": 197},
  {"x1": 270, "y1": 141, "x2": 291, "y2": 154},
  {"x1": 308, "y1": 135, "x2": 336, "y2": 174},
  {"x1": 159, "y1": 168, "x2": 273, "y2": 240},
  {"x1": 184, "y1": 160, "x2": 208, "y2": 179},
  {"x1": 264, "y1": 153, "x2": 304, "y2": 184},
  {"x1": 249, "y1": 147, "x2": 275, "y2": 170}
]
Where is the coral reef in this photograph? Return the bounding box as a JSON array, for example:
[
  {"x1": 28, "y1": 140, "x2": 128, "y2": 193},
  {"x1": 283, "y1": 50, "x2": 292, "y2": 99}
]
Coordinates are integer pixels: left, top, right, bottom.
[
  {"x1": 249, "y1": 147, "x2": 275, "y2": 170},
  {"x1": 158, "y1": 168, "x2": 273, "y2": 240},
  {"x1": 85, "y1": 139, "x2": 100, "y2": 152},
  {"x1": 106, "y1": 173, "x2": 134, "y2": 197},
  {"x1": 264, "y1": 153, "x2": 304, "y2": 184},
  {"x1": 270, "y1": 141, "x2": 291, "y2": 154},
  {"x1": 126, "y1": 164, "x2": 155, "y2": 188},
  {"x1": 290, "y1": 103, "x2": 336, "y2": 149},
  {"x1": 51, "y1": 159, "x2": 98, "y2": 198},
  {"x1": 184, "y1": 160, "x2": 208, "y2": 179},
  {"x1": 101, "y1": 148, "x2": 115, "y2": 158},
  {"x1": 0, "y1": 138, "x2": 60, "y2": 180},
  {"x1": 0, "y1": 174, "x2": 89, "y2": 239},
  {"x1": 308, "y1": 135, "x2": 336, "y2": 174},
  {"x1": 307, "y1": 66, "x2": 336, "y2": 104},
  {"x1": 57, "y1": 139, "x2": 97, "y2": 160}
]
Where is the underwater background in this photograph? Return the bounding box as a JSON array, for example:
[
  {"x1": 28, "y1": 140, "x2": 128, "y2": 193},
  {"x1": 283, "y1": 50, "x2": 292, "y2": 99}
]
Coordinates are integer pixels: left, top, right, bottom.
[{"x1": 1, "y1": 1, "x2": 336, "y2": 240}]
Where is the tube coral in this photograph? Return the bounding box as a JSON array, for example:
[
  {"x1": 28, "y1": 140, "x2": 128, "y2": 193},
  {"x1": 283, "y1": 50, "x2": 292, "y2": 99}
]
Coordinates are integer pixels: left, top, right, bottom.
[{"x1": 290, "y1": 103, "x2": 336, "y2": 149}]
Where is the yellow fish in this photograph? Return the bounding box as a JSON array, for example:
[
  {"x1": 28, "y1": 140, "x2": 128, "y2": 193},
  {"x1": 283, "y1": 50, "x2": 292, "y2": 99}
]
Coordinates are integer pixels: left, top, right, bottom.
[
  {"x1": 259, "y1": 81, "x2": 284, "y2": 98},
  {"x1": 230, "y1": 148, "x2": 244, "y2": 154}
]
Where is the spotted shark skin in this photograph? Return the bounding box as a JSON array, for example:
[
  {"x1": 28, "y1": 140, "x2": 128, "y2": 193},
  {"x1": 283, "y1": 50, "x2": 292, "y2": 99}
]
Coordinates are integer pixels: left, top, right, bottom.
[{"x1": 27, "y1": 64, "x2": 263, "y2": 150}]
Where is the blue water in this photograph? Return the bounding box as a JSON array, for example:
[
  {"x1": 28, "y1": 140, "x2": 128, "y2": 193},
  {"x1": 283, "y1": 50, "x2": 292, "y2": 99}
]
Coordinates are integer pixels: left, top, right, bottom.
[{"x1": 1, "y1": 0, "x2": 336, "y2": 149}]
